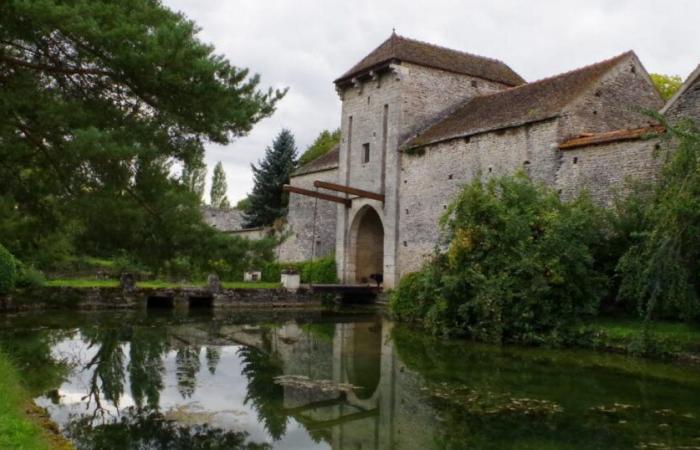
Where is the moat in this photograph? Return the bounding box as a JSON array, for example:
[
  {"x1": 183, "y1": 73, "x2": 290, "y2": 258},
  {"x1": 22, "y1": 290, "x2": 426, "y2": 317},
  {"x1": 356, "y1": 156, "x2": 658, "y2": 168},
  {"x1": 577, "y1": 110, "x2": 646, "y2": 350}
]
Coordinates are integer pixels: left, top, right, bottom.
[{"x1": 2, "y1": 308, "x2": 700, "y2": 450}]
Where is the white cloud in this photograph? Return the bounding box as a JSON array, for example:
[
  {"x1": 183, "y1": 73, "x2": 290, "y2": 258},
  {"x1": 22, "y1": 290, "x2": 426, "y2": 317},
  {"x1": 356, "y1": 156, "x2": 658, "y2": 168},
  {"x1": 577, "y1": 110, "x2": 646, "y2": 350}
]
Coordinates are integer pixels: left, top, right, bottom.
[{"x1": 163, "y1": 0, "x2": 700, "y2": 203}]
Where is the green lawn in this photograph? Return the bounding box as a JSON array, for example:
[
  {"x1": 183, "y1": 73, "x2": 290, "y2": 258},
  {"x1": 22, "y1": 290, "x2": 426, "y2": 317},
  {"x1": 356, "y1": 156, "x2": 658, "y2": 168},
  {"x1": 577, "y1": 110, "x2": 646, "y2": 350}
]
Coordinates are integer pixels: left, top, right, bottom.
[
  {"x1": 0, "y1": 353, "x2": 69, "y2": 449},
  {"x1": 588, "y1": 317, "x2": 700, "y2": 354},
  {"x1": 45, "y1": 279, "x2": 280, "y2": 289}
]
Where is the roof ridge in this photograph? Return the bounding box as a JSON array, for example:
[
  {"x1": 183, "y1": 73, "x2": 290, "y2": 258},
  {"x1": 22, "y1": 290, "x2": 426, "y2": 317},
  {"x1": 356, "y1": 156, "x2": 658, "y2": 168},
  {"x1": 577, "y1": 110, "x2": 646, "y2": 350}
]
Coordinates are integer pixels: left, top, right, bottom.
[
  {"x1": 470, "y1": 50, "x2": 634, "y2": 101},
  {"x1": 392, "y1": 33, "x2": 512, "y2": 68}
]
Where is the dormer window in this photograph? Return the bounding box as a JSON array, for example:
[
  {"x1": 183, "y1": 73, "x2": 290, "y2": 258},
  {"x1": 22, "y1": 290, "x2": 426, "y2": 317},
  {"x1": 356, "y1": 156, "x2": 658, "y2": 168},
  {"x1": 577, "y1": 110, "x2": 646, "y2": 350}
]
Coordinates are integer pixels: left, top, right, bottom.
[{"x1": 362, "y1": 143, "x2": 370, "y2": 163}]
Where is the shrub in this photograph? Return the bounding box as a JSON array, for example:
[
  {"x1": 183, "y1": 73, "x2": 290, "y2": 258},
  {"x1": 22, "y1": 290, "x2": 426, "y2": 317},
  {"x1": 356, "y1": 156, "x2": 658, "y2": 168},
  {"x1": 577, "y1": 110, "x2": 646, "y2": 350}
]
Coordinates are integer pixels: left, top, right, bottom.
[
  {"x1": 14, "y1": 264, "x2": 45, "y2": 289},
  {"x1": 0, "y1": 244, "x2": 17, "y2": 294},
  {"x1": 262, "y1": 255, "x2": 338, "y2": 284},
  {"x1": 390, "y1": 173, "x2": 607, "y2": 344}
]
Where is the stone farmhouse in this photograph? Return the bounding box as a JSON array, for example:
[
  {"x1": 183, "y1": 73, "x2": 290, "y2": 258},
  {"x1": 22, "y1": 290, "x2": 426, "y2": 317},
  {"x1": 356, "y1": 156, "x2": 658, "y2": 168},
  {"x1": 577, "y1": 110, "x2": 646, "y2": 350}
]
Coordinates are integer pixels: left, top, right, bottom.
[{"x1": 273, "y1": 33, "x2": 700, "y2": 289}]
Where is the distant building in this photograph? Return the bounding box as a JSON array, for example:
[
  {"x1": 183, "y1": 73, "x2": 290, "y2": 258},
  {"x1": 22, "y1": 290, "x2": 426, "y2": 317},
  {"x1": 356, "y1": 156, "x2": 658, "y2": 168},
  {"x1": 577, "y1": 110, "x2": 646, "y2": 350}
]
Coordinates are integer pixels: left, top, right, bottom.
[{"x1": 276, "y1": 33, "x2": 699, "y2": 288}]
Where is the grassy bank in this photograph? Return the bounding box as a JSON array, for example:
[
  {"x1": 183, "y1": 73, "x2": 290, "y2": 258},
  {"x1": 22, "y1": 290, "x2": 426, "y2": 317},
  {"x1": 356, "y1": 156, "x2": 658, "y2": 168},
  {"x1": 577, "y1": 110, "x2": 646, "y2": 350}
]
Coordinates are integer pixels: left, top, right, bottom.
[
  {"x1": 586, "y1": 318, "x2": 700, "y2": 361},
  {"x1": 45, "y1": 279, "x2": 281, "y2": 289},
  {"x1": 0, "y1": 353, "x2": 72, "y2": 449}
]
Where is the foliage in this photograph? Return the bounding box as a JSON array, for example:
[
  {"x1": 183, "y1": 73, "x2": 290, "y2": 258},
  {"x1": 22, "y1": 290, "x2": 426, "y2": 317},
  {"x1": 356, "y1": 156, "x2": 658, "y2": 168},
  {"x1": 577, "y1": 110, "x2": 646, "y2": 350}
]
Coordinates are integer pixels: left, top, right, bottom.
[
  {"x1": 0, "y1": 244, "x2": 17, "y2": 295},
  {"x1": 210, "y1": 161, "x2": 231, "y2": 209},
  {"x1": 180, "y1": 156, "x2": 207, "y2": 202},
  {"x1": 261, "y1": 254, "x2": 338, "y2": 284},
  {"x1": 244, "y1": 129, "x2": 298, "y2": 228},
  {"x1": 650, "y1": 73, "x2": 684, "y2": 101},
  {"x1": 616, "y1": 120, "x2": 700, "y2": 321},
  {"x1": 298, "y1": 128, "x2": 340, "y2": 167},
  {"x1": 0, "y1": 0, "x2": 284, "y2": 272},
  {"x1": 14, "y1": 263, "x2": 46, "y2": 289},
  {"x1": 390, "y1": 174, "x2": 607, "y2": 344},
  {"x1": 236, "y1": 196, "x2": 252, "y2": 213}
]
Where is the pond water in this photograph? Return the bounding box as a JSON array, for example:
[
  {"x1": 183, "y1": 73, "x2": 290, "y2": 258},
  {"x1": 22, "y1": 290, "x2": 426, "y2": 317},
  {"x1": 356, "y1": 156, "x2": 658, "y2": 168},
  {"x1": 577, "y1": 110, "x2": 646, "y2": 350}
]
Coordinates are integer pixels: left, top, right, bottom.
[{"x1": 2, "y1": 308, "x2": 700, "y2": 450}]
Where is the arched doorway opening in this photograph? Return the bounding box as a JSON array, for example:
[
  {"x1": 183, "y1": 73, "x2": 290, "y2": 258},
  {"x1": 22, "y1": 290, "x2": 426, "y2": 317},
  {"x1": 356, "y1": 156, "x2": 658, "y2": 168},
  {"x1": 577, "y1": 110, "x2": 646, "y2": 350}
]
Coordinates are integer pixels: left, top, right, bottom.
[{"x1": 350, "y1": 206, "x2": 384, "y2": 284}]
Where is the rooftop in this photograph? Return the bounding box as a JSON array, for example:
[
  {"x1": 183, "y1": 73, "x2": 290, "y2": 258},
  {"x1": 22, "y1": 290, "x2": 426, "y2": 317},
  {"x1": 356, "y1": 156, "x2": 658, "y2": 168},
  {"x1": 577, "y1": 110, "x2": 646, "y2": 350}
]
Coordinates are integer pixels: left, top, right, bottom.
[
  {"x1": 405, "y1": 51, "x2": 634, "y2": 149},
  {"x1": 335, "y1": 33, "x2": 524, "y2": 87},
  {"x1": 292, "y1": 144, "x2": 340, "y2": 177}
]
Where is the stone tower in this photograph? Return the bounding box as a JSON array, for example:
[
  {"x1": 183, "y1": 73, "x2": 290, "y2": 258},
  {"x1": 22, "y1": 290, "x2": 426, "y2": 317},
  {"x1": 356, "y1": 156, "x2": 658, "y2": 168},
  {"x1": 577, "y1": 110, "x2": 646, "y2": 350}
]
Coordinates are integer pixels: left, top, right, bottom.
[{"x1": 332, "y1": 33, "x2": 524, "y2": 288}]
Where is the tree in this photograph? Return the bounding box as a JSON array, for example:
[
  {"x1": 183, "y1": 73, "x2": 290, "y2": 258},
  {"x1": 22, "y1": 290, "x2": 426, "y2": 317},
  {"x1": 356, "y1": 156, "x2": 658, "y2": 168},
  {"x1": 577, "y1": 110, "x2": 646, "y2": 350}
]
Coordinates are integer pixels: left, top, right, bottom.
[
  {"x1": 0, "y1": 0, "x2": 284, "y2": 268},
  {"x1": 181, "y1": 156, "x2": 207, "y2": 202},
  {"x1": 236, "y1": 196, "x2": 252, "y2": 213},
  {"x1": 390, "y1": 173, "x2": 606, "y2": 343},
  {"x1": 244, "y1": 130, "x2": 298, "y2": 228},
  {"x1": 616, "y1": 119, "x2": 700, "y2": 321},
  {"x1": 210, "y1": 162, "x2": 231, "y2": 209},
  {"x1": 650, "y1": 73, "x2": 683, "y2": 101},
  {"x1": 298, "y1": 128, "x2": 340, "y2": 167}
]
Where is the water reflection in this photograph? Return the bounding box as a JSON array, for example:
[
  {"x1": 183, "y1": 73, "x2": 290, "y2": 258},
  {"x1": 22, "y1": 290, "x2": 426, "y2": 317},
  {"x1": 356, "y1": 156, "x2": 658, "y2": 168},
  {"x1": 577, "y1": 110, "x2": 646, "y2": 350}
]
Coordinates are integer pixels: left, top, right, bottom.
[{"x1": 1, "y1": 310, "x2": 700, "y2": 450}]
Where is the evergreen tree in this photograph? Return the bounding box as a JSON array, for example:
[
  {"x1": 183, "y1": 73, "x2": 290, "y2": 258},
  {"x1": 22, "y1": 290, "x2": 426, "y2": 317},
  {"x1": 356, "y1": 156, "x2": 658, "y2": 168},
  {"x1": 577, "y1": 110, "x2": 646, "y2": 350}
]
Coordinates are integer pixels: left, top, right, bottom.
[
  {"x1": 244, "y1": 129, "x2": 298, "y2": 227},
  {"x1": 180, "y1": 156, "x2": 207, "y2": 202},
  {"x1": 210, "y1": 162, "x2": 230, "y2": 209},
  {"x1": 0, "y1": 0, "x2": 284, "y2": 267}
]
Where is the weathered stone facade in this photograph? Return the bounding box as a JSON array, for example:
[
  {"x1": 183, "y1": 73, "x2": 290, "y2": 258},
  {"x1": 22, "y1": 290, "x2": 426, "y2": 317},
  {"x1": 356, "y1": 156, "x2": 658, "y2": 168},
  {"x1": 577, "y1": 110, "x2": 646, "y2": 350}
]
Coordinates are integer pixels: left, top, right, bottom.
[
  {"x1": 202, "y1": 206, "x2": 245, "y2": 232},
  {"x1": 280, "y1": 33, "x2": 699, "y2": 287}
]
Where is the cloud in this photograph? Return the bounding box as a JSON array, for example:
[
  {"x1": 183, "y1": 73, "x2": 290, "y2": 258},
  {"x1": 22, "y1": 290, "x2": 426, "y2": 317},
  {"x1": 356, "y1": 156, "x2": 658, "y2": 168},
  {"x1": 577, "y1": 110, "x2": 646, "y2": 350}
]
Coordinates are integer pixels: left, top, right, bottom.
[{"x1": 163, "y1": 0, "x2": 700, "y2": 203}]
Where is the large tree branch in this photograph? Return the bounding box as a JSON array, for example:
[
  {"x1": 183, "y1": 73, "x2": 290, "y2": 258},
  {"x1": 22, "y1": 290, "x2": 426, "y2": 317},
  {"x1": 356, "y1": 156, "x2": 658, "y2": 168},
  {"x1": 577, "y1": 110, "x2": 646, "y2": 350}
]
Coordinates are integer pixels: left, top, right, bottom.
[{"x1": 0, "y1": 53, "x2": 111, "y2": 76}]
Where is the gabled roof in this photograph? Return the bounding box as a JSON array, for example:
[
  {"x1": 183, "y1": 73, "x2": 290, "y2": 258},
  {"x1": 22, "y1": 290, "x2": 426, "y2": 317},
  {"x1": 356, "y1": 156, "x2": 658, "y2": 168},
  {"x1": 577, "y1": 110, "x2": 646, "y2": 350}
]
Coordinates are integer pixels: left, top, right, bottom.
[
  {"x1": 558, "y1": 125, "x2": 665, "y2": 150},
  {"x1": 405, "y1": 52, "x2": 634, "y2": 149},
  {"x1": 292, "y1": 145, "x2": 340, "y2": 177},
  {"x1": 335, "y1": 33, "x2": 524, "y2": 87},
  {"x1": 660, "y1": 64, "x2": 700, "y2": 114}
]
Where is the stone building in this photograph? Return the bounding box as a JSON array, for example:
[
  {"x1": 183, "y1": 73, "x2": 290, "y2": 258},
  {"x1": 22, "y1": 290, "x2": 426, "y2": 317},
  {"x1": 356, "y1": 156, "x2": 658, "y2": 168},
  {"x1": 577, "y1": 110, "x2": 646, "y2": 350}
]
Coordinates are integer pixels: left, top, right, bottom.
[{"x1": 278, "y1": 33, "x2": 700, "y2": 288}]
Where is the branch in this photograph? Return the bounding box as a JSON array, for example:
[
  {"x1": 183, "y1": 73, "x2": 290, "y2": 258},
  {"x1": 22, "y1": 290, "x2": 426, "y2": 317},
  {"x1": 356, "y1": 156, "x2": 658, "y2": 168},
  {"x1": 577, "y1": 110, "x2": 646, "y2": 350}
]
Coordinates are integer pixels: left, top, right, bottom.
[{"x1": 0, "y1": 53, "x2": 111, "y2": 76}]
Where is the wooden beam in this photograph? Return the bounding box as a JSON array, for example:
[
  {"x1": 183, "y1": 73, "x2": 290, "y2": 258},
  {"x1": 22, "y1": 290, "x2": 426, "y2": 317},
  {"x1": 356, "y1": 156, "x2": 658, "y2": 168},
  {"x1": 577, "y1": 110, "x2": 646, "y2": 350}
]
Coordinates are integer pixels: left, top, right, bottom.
[
  {"x1": 313, "y1": 181, "x2": 385, "y2": 202},
  {"x1": 283, "y1": 185, "x2": 351, "y2": 207}
]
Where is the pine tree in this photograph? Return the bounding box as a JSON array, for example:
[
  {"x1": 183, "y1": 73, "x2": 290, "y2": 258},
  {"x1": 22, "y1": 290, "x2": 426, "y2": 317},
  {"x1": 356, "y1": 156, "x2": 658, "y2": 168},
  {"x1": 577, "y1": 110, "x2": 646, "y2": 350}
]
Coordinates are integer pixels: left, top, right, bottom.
[
  {"x1": 210, "y1": 162, "x2": 231, "y2": 209},
  {"x1": 181, "y1": 157, "x2": 207, "y2": 202},
  {"x1": 244, "y1": 129, "x2": 298, "y2": 227}
]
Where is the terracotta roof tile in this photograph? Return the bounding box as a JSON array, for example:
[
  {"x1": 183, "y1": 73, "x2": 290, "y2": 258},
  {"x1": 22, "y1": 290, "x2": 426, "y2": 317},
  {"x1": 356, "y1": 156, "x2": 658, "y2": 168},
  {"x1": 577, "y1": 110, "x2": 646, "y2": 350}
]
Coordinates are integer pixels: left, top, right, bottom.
[
  {"x1": 405, "y1": 52, "x2": 634, "y2": 149},
  {"x1": 558, "y1": 125, "x2": 665, "y2": 150},
  {"x1": 292, "y1": 145, "x2": 340, "y2": 176},
  {"x1": 335, "y1": 33, "x2": 524, "y2": 87}
]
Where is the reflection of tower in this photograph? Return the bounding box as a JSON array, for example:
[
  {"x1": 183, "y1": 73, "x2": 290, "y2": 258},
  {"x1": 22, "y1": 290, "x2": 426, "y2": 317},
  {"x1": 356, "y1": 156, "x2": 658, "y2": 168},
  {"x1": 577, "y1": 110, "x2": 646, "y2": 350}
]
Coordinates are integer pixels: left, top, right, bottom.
[{"x1": 331, "y1": 319, "x2": 394, "y2": 450}]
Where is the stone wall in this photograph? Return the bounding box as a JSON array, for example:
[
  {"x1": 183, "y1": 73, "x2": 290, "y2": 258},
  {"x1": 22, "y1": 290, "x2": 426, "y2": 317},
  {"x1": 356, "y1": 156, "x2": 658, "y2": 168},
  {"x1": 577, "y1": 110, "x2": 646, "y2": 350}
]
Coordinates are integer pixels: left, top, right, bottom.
[
  {"x1": 277, "y1": 167, "x2": 339, "y2": 262},
  {"x1": 665, "y1": 71, "x2": 700, "y2": 127},
  {"x1": 556, "y1": 138, "x2": 665, "y2": 206},
  {"x1": 202, "y1": 206, "x2": 245, "y2": 232},
  {"x1": 397, "y1": 119, "x2": 560, "y2": 276},
  {"x1": 559, "y1": 54, "x2": 664, "y2": 140}
]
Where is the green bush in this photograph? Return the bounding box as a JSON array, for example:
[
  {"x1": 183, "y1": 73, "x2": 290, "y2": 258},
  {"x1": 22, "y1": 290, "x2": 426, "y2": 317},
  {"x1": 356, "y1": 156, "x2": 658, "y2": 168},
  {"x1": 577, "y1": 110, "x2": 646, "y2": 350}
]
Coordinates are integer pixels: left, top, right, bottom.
[
  {"x1": 262, "y1": 255, "x2": 338, "y2": 284},
  {"x1": 14, "y1": 264, "x2": 45, "y2": 289},
  {"x1": 390, "y1": 173, "x2": 607, "y2": 344},
  {"x1": 0, "y1": 244, "x2": 18, "y2": 294}
]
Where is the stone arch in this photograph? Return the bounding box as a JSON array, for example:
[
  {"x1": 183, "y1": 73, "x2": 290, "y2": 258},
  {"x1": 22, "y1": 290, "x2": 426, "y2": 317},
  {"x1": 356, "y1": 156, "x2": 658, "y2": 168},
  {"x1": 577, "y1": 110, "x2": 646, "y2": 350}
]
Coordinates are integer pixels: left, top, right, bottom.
[{"x1": 347, "y1": 205, "x2": 384, "y2": 284}]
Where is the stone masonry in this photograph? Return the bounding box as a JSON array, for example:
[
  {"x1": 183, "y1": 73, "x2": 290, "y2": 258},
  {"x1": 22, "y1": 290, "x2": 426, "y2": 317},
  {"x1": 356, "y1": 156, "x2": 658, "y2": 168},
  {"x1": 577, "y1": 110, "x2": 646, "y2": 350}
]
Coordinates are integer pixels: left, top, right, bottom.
[{"x1": 279, "y1": 33, "x2": 699, "y2": 287}]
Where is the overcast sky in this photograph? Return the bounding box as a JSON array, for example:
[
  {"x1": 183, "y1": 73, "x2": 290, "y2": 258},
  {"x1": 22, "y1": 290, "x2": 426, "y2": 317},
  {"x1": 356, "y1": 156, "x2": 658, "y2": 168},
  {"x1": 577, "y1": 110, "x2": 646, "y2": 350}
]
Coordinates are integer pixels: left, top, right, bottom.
[{"x1": 163, "y1": 0, "x2": 699, "y2": 204}]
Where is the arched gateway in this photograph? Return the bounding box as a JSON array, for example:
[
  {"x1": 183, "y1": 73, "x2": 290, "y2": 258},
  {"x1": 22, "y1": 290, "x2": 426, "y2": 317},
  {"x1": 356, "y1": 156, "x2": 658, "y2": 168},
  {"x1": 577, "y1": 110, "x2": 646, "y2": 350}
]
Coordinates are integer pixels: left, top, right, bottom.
[{"x1": 348, "y1": 206, "x2": 384, "y2": 284}]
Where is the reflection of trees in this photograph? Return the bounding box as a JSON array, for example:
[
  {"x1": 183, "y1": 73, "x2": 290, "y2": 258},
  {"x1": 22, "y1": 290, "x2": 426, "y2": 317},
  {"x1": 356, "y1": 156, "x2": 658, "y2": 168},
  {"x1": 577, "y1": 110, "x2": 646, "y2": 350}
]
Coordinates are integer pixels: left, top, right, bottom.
[
  {"x1": 83, "y1": 326, "x2": 128, "y2": 415},
  {"x1": 175, "y1": 346, "x2": 201, "y2": 399},
  {"x1": 65, "y1": 407, "x2": 271, "y2": 450},
  {"x1": 129, "y1": 327, "x2": 169, "y2": 411},
  {"x1": 205, "y1": 346, "x2": 221, "y2": 375},
  {"x1": 238, "y1": 334, "x2": 288, "y2": 440}
]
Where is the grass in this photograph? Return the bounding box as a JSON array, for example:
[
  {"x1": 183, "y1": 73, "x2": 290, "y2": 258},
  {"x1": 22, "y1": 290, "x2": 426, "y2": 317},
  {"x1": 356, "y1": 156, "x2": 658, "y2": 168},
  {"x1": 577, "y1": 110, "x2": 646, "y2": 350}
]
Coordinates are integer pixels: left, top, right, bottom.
[
  {"x1": 44, "y1": 278, "x2": 281, "y2": 289},
  {"x1": 587, "y1": 317, "x2": 700, "y2": 355},
  {"x1": 0, "y1": 352, "x2": 71, "y2": 449}
]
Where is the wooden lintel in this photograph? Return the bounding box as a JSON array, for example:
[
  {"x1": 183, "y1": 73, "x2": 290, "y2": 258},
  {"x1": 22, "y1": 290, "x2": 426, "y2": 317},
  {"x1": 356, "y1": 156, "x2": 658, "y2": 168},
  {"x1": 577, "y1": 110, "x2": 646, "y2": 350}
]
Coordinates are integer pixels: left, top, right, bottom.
[
  {"x1": 313, "y1": 181, "x2": 385, "y2": 202},
  {"x1": 283, "y1": 185, "x2": 351, "y2": 207}
]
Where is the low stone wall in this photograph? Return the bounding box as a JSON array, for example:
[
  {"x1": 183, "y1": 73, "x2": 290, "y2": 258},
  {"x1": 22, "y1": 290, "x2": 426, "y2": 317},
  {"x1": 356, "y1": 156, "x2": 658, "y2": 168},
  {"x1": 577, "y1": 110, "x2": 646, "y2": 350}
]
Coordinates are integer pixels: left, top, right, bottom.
[{"x1": 0, "y1": 286, "x2": 322, "y2": 312}]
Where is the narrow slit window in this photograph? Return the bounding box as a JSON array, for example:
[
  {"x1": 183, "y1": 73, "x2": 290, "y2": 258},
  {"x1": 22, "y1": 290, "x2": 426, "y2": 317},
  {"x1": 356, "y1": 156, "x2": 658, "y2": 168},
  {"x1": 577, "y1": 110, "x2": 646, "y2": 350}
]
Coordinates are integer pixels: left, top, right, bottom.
[{"x1": 362, "y1": 143, "x2": 370, "y2": 163}]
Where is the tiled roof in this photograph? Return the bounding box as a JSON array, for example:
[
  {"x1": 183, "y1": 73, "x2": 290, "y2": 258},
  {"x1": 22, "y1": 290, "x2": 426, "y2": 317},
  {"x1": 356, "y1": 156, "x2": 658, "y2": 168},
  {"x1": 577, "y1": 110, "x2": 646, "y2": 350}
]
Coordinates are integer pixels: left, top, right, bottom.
[
  {"x1": 292, "y1": 145, "x2": 340, "y2": 177},
  {"x1": 558, "y1": 125, "x2": 665, "y2": 150},
  {"x1": 335, "y1": 33, "x2": 524, "y2": 87},
  {"x1": 405, "y1": 52, "x2": 634, "y2": 149}
]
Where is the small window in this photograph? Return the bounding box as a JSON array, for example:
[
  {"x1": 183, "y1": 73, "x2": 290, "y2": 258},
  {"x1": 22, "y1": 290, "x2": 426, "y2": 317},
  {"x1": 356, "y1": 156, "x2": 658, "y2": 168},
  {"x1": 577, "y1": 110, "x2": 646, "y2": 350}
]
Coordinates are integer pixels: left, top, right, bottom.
[
  {"x1": 471, "y1": 80, "x2": 478, "y2": 88},
  {"x1": 573, "y1": 157, "x2": 578, "y2": 164},
  {"x1": 362, "y1": 143, "x2": 370, "y2": 163}
]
